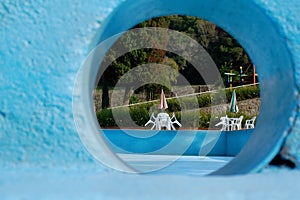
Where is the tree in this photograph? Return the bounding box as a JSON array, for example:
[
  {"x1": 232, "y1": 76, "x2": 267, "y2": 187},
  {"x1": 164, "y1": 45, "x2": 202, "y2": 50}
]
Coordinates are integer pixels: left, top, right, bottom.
[
  {"x1": 97, "y1": 15, "x2": 252, "y2": 108},
  {"x1": 208, "y1": 27, "x2": 250, "y2": 72}
]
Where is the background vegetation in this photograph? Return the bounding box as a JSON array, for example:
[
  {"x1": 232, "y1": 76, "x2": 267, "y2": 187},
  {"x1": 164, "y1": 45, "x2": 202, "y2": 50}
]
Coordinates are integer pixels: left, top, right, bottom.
[
  {"x1": 95, "y1": 15, "x2": 259, "y2": 128},
  {"x1": 96, "y1": 85, "x2": 259, "y2": 129},
  {"x1": 98, "y1": 15, "x2": 256, "y2": 108}
]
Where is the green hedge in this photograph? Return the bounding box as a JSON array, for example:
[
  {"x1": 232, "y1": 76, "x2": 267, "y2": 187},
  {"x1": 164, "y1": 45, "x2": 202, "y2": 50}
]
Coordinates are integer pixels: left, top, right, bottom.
[
  {"x1": 96, "y1": 109, "x2": 116, "y2": 127},
  {"x1": 226, "y1": 85, "x2": 260, "y2": 102},
  {"x1": 96, "y1": 85, "x2": 259, "y2": 128},
  {"x1": 97, "y1": 105, "x2": 152, "y2": 127},
  {"x1": 167, "y1": 85, "x2": 260, "y2": 110},
  {"x1": 97, "y1": 108, "x2": 256, "y2": 129}
]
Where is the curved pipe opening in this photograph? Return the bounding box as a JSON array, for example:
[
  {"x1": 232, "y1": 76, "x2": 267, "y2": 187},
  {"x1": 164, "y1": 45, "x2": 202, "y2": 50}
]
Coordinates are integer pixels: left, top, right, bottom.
[{"x1": 74, "y1": 0, "x2": 297, "y2": 175}]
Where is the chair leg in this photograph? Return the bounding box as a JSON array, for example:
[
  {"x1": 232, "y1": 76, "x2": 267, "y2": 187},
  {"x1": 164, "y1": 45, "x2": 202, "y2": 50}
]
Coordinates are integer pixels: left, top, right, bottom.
[
  {"x1": 171, "y1": 124, "x2": 176, "y2": 130},
  {"x1": 151, "y1": 124, "x2": 155, "y2": 130}
]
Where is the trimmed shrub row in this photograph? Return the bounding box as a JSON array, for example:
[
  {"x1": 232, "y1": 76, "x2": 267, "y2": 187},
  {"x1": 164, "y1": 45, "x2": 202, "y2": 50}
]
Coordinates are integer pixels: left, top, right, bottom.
[
  {"x1": 162, "y1": 85, "x2": 259, "y2": 112},
  {"x1": 96, "y1": 85, "x2": 259, "y2": 128},
  {"x1": 97, "y1": 108, "x2": 255, "y2": 129}
]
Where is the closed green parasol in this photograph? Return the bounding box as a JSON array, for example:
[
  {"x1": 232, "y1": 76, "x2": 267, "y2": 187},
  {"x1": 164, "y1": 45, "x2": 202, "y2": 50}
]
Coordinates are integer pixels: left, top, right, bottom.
[{"x1": 229, "y1": 90, "x2": 239, "y2": 113}]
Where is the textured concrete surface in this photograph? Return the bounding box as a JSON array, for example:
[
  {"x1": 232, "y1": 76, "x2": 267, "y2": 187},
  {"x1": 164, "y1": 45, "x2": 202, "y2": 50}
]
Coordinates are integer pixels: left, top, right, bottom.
[
  {"x1": 0, "y1": 0, "x2": 123, "y2": 169},
  {"x1": 0, "y1": 166, "x2": 299, "y2": 200},
  {"x1": 1, "y1": 0, "x2": 300, "y2": 199}
]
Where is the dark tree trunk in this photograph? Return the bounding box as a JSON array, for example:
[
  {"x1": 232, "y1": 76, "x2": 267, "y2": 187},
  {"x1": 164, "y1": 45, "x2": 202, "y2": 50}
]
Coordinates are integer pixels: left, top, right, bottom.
[{"x1": 101, "y1": 78, "x2": 109, "y2": 109}]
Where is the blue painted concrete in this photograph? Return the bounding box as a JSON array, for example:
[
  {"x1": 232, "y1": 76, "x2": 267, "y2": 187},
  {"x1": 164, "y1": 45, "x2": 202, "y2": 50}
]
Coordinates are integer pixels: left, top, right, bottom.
[
  {"x1": 226, "y1": 130, "x2": 254, "y2": 156},
  {"x1": 84, "y1": 0, "x2": 300, "y2": 175},
  {"x1": 103, "y1": 129, "x2": 253, "y2": 156},
  {"x1": 0, "y1": 0, "x2": 300, "y2": 176},
  {"x1": 0, "y1": 0, "x2": 123, "y2": 169}
]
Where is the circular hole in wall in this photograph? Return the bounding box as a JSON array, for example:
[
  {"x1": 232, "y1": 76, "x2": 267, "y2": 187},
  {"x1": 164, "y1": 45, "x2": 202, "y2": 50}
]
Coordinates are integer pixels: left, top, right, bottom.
[
  {"x1": 73, "y1": 0, "x2": 296, "y2": 175},
  {"x1": 93, "y1": 15, "x2": 261, "y2": 175}
]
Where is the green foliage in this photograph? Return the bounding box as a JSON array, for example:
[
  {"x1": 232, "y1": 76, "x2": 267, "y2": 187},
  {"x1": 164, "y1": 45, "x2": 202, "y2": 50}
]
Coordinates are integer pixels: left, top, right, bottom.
[
  {"x1": 165, "y1": 86, "x2": 259, "y2": 110},
  {"x1": 97, "y1": 104, "x2": 154, "y2": 128},
  {"x1": 166, "y1": 98, "x2": 180, "y2": 112},
  {"x1": 210, "y1": 91, "x2": 227, "y2": 105},
  {"x1": 197, "y1": 93, "x2": 212, "y2": 107},
  {"x1": 96, "y1": 105, "x2": 257, "y2": 129},
  {"x1": 226, "y1": 86, "x2": 260, "y2": 102},
  {"x1": 199, "y1": 111, "x2": 211, "y2": 129},
  {"x1": 208, "y1": 28, "x2": 250, "y2": 72},
  {"x1": 96, "y1": 109, "x2": 116, "y2": 127},
  {"x1": 97, "y1": 15, "x2": 253, "y2": 101},
  {"x1": 177, "y1": 110, "x2": 200, "y2": 128},
  {"x1": 129, "y1": 95, "x2": 141, "y2": 104},
  {"x1": 178, "y1": 96, "x2": 198, "y2": 110},
  {"x1": 129, "y1": 105, "x2": 150, "y2": 126},
  {"x1": 97, "y1": 85, "x2": 259, "y2": 128}
]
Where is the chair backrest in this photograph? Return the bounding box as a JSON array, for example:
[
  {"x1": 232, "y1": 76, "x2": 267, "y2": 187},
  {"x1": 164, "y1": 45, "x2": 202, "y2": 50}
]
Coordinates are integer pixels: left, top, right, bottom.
[
  {"x1": 238, "y1": 115, "x2": 244, "y2": 124},
  {"x1": 245, "y1": 116, "x2": 256, "y2": 129},
  {"x1": 225, "y1": 117, "x2": 233, "y2": 124},
  {"x1": 157, "y1": 113, "x2": 170, "y2": 127},
  {"x1": 246, "y1": 116, "x2": 256, "y2": 124}
]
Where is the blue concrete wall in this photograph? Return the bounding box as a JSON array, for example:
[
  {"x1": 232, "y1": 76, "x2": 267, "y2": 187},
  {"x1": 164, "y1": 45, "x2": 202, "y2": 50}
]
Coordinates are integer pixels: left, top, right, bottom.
[
  {"x1": 103, "y1": 130, "x2": 225, "y2": 156},
  {"x1": 103, "y1": 129, "x2": 252, "y2": 156},
  {"x1": 101, "y1": 129, "x2": 253, "y2": 156},
  {"x1": 0, "y1": 0, "x2": 123, "y2": 169},
  {"x1": 1, "y1": 0, "x2": 300, "y2": 174},
  {"x1": 226, "y1": 130, "x2": 254, "y2": 156}
]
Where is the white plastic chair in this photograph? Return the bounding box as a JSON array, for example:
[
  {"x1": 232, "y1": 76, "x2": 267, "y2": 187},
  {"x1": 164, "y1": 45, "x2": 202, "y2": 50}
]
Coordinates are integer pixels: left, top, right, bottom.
[
  {"x1": 232, "y1": 115, "x2": 243, "y2": 130},
  {"x1": 170, "y1": 113, "x2": 182, "y2": 130},
  {"x1": 215, "y1": 116, "x2": 228, "y2": 131},
  {"x1": 144, "y1": 113, "x2": 157, "y2": 130},
  {"x1": 225, "y1": 117, "x2": 235, "y2": 131},
  {"x1": 245, "y1": 116, "x2": 256, "y2": 129},
  {"x1": 145, "y1": 112, "x2": 182, "y2": 130},
  {"x1": 157, "y1": 112, "x2": 171, "y2": 130},
  {"x1": 216, "y1": 115, "x2": 243, "y2": 131}
]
